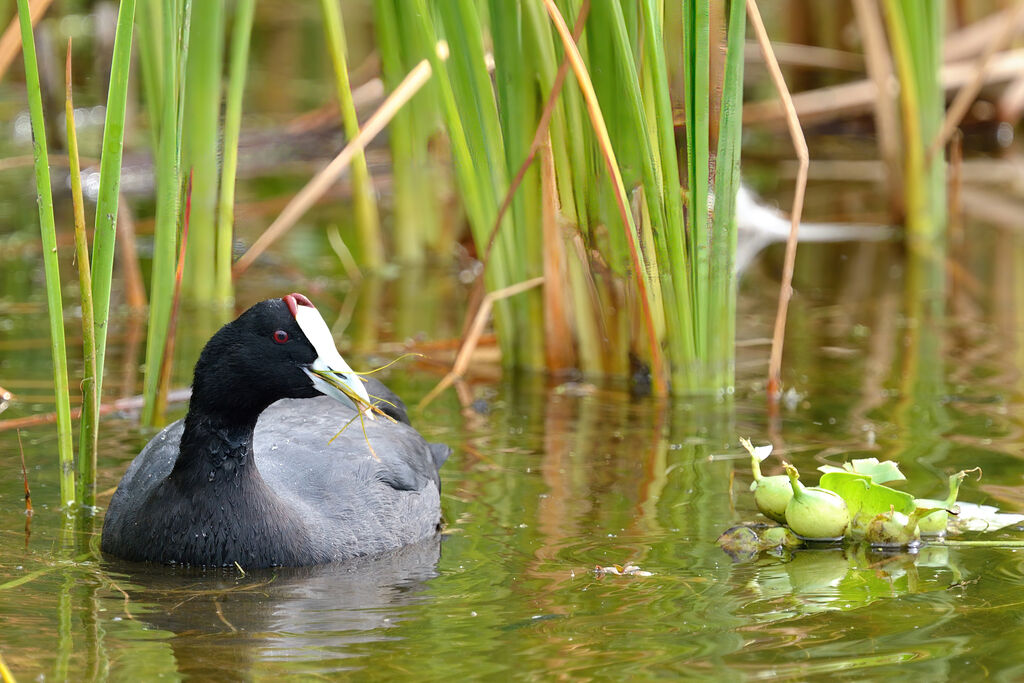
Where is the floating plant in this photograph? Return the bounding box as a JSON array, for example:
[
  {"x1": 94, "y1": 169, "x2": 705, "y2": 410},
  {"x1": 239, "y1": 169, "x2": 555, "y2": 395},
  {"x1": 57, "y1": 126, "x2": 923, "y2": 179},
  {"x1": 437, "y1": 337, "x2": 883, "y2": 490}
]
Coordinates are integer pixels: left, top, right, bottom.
[
  {"x1": 783, "y1": 462, "x2": 850, "y2": 541},
  {"x1": 726, "y1": 438, "x2": 1024, "y2": 559},
  {"x1": 741, "y1": 438, "x2": 792, "y2": 524}
]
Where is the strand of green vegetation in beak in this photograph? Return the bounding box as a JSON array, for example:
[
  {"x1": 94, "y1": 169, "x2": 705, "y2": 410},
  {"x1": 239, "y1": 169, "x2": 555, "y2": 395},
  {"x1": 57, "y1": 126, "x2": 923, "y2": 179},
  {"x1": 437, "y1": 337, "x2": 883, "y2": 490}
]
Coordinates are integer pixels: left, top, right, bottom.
[
  {"x1": 348, "y1": 352, "x2": 424, "y2": 375},
  {"x1": 17, "y1": 0, "x2": 75, "y2": 509},
  {"x1": 309, "y1": 368, "x2": 403, "y2": 431},
  {"x1": 327, "y1": 405, "x2": 382, "y2": 462},
  {"x1": 310, "y1": 369, "x2": 376, "y2": 413}
]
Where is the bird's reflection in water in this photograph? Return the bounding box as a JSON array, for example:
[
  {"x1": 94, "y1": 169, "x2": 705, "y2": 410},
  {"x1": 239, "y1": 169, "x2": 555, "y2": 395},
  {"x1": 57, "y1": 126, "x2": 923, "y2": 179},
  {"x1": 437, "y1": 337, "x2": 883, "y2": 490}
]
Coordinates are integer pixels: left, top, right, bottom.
[{"x1": 103, "y1": 535, "x2": 442, "y2": 678}]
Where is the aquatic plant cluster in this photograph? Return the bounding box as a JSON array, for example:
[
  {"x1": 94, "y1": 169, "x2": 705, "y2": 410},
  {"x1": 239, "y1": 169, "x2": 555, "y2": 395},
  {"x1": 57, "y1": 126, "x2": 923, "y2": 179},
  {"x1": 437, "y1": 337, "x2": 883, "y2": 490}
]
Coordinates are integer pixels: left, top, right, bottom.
[{"x1": 723, "y1": 438, "x2": 1023, "y2": 558}]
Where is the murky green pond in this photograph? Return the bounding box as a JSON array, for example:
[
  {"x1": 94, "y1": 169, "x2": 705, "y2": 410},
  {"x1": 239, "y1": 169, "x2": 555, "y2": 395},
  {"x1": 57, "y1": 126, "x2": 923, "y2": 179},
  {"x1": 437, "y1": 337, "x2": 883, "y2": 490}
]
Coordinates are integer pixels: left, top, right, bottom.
[
  {"x1": 4, "y1": 230, "x2": 1024, "y2": 679},
  {"x1": 3, "y1": 3, "x2": 1024, "y2": 680}
]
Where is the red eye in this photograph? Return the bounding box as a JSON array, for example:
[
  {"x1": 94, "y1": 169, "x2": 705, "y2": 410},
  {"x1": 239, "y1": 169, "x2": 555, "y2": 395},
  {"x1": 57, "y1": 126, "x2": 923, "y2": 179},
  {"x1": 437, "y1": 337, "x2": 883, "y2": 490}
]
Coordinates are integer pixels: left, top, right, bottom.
[{"x1": 273, "y1": 330, "x2": 289, "y2": 344}]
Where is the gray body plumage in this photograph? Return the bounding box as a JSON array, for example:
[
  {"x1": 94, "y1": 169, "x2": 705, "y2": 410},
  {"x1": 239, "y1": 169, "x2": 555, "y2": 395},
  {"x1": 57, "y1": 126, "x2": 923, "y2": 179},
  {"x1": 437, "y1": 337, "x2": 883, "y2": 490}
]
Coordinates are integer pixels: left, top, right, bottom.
[{"x1": 102, "y1": 396, "x2": 448, "y2": 568}]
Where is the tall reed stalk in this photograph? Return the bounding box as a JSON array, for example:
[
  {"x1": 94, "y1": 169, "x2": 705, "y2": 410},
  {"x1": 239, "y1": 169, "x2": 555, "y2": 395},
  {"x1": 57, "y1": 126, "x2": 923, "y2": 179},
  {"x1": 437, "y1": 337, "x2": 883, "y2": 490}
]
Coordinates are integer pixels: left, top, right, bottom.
[
  {"x1": 705, "y1": 0, "x2": 746, "y2": 390},
  {"x1": 320, "y1": 0, "x2": 383, "y2": 268},
  {"x1": 372, "y1": 0, "x2": 443, "y2": 263},
  {"x1": 90, "y1": 0, "x2": 136, "y2": 394},
  {"x1": 410, "y1": 0, "x2": 544, "y2": 369},
  {"x1": 17, "y1": 0, "x2": 74, "y2": 508},
  {"x1": 64, "y1": 43, "x2": 98, "y2": 507},
  {"x1": 81, "y1": 0, "x2": 136, "y2": 506},
  {"x1": 393, "y1": 0, "x2": 747, "y2": 394},
  {"x1": 181, "y1": 0, "x2": 223, "y2": 303},
  {"x1": 140, "y1": 0, "x2": 192, "y2": 426},
  {"x1": 215, "y1": 0, "x2": 255, "y2": 309},
  {"x1": 882, "y1": 0, "x2": 946, "y2": 257}
]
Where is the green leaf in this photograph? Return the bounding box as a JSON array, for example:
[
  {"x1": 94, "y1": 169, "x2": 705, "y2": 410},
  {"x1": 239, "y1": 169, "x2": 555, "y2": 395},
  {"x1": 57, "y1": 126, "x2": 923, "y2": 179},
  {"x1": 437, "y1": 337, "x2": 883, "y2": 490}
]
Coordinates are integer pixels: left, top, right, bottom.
[
  {"x1": 819, "y1": 471, "x2": 915, "y2": 519},
  {"x1": 817, "y1": 458, "x2": 906, "y2": 484}
]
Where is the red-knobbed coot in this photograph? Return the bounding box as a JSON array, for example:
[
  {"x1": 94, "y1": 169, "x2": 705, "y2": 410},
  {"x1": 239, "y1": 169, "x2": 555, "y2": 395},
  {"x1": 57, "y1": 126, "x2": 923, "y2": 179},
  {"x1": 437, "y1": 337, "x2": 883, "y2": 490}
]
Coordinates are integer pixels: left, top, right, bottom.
[{"x1": 101, "y1": 294, "x2": 449, "y2": 568}]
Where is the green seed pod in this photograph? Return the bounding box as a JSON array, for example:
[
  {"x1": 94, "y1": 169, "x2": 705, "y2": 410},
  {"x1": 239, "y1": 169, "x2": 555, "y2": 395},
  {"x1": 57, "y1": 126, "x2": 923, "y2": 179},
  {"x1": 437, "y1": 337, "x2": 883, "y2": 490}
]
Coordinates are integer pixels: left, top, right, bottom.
[
  {"x1": 783, "y1": 463, "x2": 850, "y2": 540},
  {"x1": 747, "y1": 440, "x2": 792, "y2": 524},
  {"x1": 751, "y1": 475, "x2": 793, "y2": 524}
]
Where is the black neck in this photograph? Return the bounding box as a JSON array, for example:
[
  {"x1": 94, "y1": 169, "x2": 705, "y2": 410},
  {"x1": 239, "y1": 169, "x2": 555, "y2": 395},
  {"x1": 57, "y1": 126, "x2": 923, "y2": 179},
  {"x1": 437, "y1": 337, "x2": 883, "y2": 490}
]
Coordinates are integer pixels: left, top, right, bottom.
[
  {"x1": 155, "y1": 406, "x2": 323, "y2": 567},
  {"x1": 174, "y1": 409, "x2": 259, "y2": 481}
]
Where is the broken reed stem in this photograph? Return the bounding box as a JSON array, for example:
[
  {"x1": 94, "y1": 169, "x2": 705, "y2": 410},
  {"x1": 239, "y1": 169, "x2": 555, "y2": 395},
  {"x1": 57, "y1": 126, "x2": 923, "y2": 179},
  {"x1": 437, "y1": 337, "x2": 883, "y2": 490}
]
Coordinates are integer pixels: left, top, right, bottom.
[
  {"x1": 418, "y1": 276, "x2": 545, "y2": 410},
  {"x1": 541, "y1": 0, "x2": 667, "y2": 396},
  {"x1": 927, "y1": 0, "x2": 1024, "y2": 162},
  {"x1": 65, "y1": 39, "x2": 100, "y2": 507},
  {"x1": 741, "y1": 49, "x2": 1024, "y2": 128},
  {"x1": 0, "y1": 551, "x2": 93, "y2": 591},
  {"x1": 232, "y1": 43, "x2": 450, "y2": 277},
  {"x1": 541, "y1": 134, "x2": 575, "y2": 372},
  {"x1": 746, "y1": 0, "x2": 809, "y2": 400}
]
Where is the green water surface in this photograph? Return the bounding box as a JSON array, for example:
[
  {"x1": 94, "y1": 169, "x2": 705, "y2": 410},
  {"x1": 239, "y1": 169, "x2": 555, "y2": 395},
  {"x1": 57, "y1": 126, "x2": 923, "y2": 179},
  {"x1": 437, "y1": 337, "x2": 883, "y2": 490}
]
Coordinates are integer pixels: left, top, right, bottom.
[
  {"x1": 2, "y1": 234, "x2": 1024, "y2": 680},
  {"x1": 2, "y1": 3, "x2": 1024, "y2": 678}
]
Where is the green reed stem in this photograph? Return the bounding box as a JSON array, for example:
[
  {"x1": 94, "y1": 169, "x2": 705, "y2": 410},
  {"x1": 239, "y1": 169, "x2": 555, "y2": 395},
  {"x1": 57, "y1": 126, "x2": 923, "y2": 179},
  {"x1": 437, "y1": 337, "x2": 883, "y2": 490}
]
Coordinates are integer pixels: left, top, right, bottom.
[
  {"x1": 142, "y1": 0, "x2": 192, "y2": 426},
  {"x1": 374, "y1": 0, "x2": 444, "y2": 261},
  {"x1": 683, "y1": 1, "x2": 711, "y2": 363},
  {"x1": 320, "y1": 0, "x2": 383, "y2": 269},
  {"x1": 378, "y1": 0, "x2": 747, "y2": 396},
  {"x1": 882, "y1": 0, "x2": 945, "y2": 255},
  {"x1": 641, "y1": 0, "x2": 697, "y2": 390},
  {"x1": 181, "y1": 0, "x2": 223, "y2": 303},
  {"x1": 524, "y1": 0, "x2": 602, "y2": 372},
  {"x1": 372, "y1": 0, "x2": 420, "y2": 261},
  {"x1": 17, "y1": 0, "x2": 75, "y2": 509},
  {"x1": 65, "y1": 44, "x2": 99, "y2": 507},
  {"x1": 411, "y1": 0, "x2": 524, "y2": 366},
  {"x1": 592, "y1": 0, "x2": 672, "y2": 362},
  {"x1": 215, "y1": 0, "x2": 255, "y2": 309},
  {"x1": 89, "y1": 0, "x2": 135, "y2": 400},
  {"x1": 489, "y1": 0, "x2": 545, "y2": 367},
  {"x1": 543, "y1": 0, "x2": 667, "y2": 393},
  {"x1": 706, "y1": 0, "x2": 746, "y2": 392},
  {"x1": 522, "y1": 0, "x2": 580, "y2": 227},
  {"x1": 135, "y1": 0, "x2": 162, "y2": 146}
]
